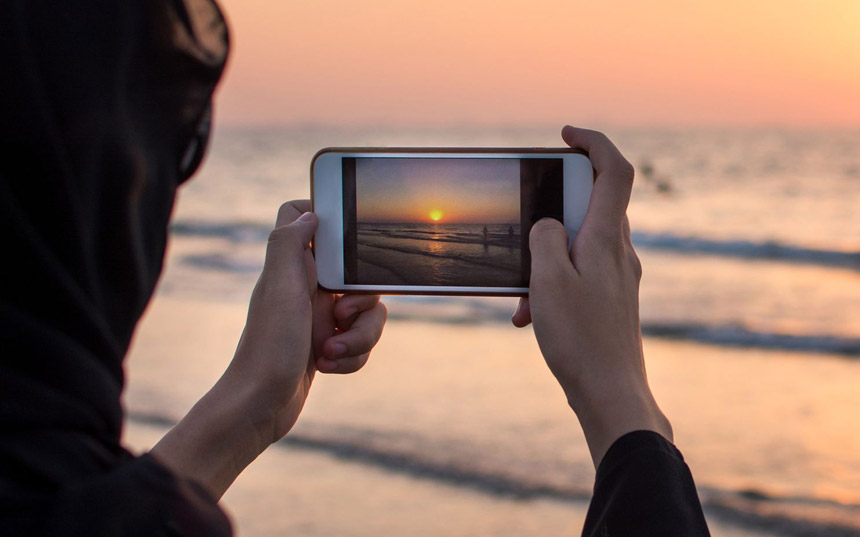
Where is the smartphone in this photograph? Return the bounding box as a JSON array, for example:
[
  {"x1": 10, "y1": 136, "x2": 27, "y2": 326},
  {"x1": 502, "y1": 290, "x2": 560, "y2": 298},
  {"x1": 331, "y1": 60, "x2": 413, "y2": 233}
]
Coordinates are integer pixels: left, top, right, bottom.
[{"x1": 311, "y1": 148, "x2": 593, "y2": 296}]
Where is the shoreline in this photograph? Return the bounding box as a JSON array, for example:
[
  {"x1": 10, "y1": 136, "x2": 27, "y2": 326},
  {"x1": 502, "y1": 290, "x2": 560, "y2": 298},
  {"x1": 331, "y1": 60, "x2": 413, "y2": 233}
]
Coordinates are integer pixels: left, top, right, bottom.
[
  {"x1": 124, "y1": 294, "x2": 860, "y2": 537},
  {"x1": 124, "y1": 417, "x2": 780, "y2": 537}
]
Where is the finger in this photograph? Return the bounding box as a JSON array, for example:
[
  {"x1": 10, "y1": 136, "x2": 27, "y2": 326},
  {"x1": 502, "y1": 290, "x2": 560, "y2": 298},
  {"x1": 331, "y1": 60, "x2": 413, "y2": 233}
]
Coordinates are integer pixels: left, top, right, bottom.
[
  {"x1": 561, "y1": 126, "x2": 634, "y2": 231},
  {"x1": 275, "y1": 199, "x2": 312, "y2": 227},
  {"x1": 622, "y1": 216, "x2": 634, "y2": 248},
  {"x1": 316, "y1": 354, "x2": 369, "y2": 375},
  {"x1": 529, "y1": 218, "x2": 575, "y2": 279},
  {"x1": 321, "y1": 302, "x2": 387, "y2": 360},
  {"x1": 311, "y1": 291, "x2": 336, "y2": 361},
  {"x1": 511, "y1": 297, "x2": 532, "y2": 327},
  {"x1": 265, "y1": 211, "x2": 317, "y2": 276},
  {"x1": 333, "y1": 294, "x2": 382, "y2": 330}
]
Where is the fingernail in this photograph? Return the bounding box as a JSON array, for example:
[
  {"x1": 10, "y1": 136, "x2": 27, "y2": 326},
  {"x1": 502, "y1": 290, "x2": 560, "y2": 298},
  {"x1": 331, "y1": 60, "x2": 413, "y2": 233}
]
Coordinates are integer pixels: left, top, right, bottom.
[
  {"x1": 298, "y1": 212, "x2": 315, "y2": 222},
  {"x1": 331, "y1": 343, "x2": 347, "y2": 357}
]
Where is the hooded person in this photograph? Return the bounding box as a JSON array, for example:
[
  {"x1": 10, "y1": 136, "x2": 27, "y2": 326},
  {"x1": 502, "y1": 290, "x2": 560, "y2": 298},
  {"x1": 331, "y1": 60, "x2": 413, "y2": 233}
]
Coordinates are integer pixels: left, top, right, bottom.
[
  {"x1": 0, "y1": 2, "x2": 712, "y2": 535},
  {"x1": 0, "y1": 1, "x2": 232, "y2": 533}
]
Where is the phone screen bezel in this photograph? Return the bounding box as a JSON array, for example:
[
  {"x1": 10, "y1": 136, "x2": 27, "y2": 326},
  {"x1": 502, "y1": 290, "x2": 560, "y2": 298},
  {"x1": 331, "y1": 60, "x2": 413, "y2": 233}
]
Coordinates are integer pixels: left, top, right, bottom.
[{"x1": 311, "y1": 148, "x2": 592, "y2": 296}]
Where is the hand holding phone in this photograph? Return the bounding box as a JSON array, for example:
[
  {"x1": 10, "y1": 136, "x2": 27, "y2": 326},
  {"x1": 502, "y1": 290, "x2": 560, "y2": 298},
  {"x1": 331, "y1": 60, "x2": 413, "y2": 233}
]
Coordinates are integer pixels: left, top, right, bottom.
[
  {"x1": 513, "y1": 126, "x2": 673, "y2": 469},
  {"x1": 311, "y1": 148, "x2": 593, "y2": 295},
  {"x1": 152, "y1": 200, "x2": 387, "y2": 499}
]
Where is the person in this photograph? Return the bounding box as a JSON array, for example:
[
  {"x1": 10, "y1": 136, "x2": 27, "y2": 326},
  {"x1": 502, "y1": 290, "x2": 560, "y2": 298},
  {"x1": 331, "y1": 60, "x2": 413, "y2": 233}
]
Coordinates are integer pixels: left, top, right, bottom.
[
  {"x1": 483, "y1": 225, "x2": 490, "y2": 242},
  {"x1": 0, "y1": 2, "x2": 709, "y2": 536}
]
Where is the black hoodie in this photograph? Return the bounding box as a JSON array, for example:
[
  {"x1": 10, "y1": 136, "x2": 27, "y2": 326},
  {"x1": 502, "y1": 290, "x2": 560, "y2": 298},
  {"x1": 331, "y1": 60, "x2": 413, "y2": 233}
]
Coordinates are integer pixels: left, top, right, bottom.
[{"x1": 0, "y1": 1, "x2": 231, "y2": 534}]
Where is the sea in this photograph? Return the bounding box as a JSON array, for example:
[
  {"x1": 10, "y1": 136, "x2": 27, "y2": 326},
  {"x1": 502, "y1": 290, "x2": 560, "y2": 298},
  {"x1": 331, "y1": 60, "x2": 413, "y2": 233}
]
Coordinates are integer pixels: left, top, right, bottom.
[{"x1": 123, "y1": 125, "x2": 860, "y2": 537}]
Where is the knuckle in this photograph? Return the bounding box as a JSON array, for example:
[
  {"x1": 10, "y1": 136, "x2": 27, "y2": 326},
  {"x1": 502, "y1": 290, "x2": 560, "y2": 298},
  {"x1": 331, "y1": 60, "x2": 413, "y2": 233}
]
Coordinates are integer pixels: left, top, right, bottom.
[
  {"x1": 616, "y1": 160, "x2": 635, "y2": 183},
  {"x1": 355, "y1": 331, "x2": 375, "y2": 352},
  {"x1": 267, "y1": 226, "x2": 286, "y2": 243},
  {"x1": 340, "y1": 354, "x2": 369, "y2": 374},
  {"x1": 628, "y1": 248, "x2": 643, "y2": 282},
  {"x1": 595, "y1": 130, "x2": 612, "y2": 145},
  {"x1": 267, "y1": 222, "x2": 302, "y2": 246},
  {"x1": 275, "y1": 200, "x2": 309, "y2": 228},
  {"x1": 276, "y1": 202, "x2": 294, "y2": 223}
]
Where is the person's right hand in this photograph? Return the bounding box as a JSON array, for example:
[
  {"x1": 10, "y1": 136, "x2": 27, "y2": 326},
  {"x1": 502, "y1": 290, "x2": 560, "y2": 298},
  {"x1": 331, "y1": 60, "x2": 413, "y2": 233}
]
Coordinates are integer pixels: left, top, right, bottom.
[
  {"x1": 152, "y1": 201, "x2": 386, "y2": 499},
  {"x1": 512, "y1": 126, "x2": 672, "y2": 468}
]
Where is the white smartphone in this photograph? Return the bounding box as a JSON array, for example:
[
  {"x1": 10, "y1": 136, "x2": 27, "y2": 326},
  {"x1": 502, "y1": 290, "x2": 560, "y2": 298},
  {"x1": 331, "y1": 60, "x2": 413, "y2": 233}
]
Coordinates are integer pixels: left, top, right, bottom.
[{"x1": 311, "y1": 148, "x2": 593, "y2": 296}]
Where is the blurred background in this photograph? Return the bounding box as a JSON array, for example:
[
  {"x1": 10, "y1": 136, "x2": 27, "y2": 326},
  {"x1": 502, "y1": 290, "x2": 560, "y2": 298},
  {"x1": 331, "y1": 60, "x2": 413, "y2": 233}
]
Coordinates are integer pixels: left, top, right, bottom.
[{"x1": 124, "y1": 1, "x2": 860, "y2": 536}]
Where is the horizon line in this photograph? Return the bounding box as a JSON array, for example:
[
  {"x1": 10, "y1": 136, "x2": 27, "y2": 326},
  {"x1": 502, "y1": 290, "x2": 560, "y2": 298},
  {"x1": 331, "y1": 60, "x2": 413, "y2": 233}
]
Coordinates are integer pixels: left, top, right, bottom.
[
  {"x1": 359, "y1": 221, "x2": 521, "y2": 225},
  {"x1": 212, "y1": 120, "x2": 860, "y2": 133}
]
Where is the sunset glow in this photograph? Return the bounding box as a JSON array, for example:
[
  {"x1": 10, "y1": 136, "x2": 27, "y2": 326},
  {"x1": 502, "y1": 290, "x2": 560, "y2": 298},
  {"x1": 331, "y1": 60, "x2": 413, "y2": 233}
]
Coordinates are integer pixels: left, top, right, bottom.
[
  {"x1": 217, "y1": 0, "x2": 860, "y2": 127},
  {"x1": 355, "y1": 158, "x2": 519, "y2": 224}
]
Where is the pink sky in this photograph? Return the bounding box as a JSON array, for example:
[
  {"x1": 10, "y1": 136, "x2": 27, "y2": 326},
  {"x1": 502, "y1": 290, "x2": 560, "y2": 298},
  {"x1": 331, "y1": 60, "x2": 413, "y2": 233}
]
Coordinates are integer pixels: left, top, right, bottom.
[{"x1": 214, "y1": 0, "x2": 860, "y2": 127}]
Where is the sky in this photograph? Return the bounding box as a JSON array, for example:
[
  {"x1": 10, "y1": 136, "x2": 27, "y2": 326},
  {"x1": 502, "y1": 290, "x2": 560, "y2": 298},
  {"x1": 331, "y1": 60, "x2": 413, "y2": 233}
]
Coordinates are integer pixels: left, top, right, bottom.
[
  {"x1": 355, "y1": 158, "x2": 520, "y2": 223},
  {"x1": 214, "y1": 0, "x2": 860, "y2": 128}
]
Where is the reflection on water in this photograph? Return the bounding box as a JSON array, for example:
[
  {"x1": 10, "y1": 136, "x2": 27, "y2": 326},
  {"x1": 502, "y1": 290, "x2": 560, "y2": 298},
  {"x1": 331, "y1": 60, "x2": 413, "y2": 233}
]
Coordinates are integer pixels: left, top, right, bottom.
[{"x1": 427, "y1": 238, "x2": 444, "y2": 282}]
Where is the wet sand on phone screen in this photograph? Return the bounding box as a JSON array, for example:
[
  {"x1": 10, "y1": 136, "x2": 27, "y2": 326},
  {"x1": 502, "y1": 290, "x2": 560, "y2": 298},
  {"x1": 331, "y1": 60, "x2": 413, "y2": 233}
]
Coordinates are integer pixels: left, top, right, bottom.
[{"x1": 355, "y1": 223, "x2": 522, "y2": 287}]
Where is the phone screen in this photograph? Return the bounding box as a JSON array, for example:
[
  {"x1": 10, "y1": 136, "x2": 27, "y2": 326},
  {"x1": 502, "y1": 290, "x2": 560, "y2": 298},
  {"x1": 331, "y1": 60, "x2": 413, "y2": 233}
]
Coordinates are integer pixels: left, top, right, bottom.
[{"x1": 341, "y1": 157, "x2": 563, "y2": 288}]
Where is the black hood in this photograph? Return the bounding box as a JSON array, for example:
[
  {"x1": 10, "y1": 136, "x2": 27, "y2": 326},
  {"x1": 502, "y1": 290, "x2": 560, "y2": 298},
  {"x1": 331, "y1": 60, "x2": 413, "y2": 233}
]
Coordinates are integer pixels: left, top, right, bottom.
[{"x1": 0, "y1": 0, "x2": 228, "y2": 507}]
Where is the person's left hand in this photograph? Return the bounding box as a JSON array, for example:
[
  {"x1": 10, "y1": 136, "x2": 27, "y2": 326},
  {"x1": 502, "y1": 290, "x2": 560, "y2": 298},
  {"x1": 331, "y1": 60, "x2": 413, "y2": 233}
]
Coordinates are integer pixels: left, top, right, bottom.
[{"x1": 232, "y1": 199, "x2": 387, "y2": 443}]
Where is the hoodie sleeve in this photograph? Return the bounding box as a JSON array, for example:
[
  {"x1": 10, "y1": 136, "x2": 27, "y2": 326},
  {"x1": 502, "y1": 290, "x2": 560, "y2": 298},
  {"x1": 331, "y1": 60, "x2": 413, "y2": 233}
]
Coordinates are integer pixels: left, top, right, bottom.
[{"x1": 581, "y1": 431, "x2": 711, "y2": 537}]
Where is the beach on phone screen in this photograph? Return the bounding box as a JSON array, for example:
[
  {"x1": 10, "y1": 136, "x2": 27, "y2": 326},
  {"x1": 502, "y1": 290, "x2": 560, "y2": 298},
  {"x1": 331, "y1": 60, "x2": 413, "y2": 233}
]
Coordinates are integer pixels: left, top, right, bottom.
[
  {"x1": 341, "y1": 156, "x2": 564, "y2": 288},
  {"x1": 349, "y1": 157, "x2": 523, "y2": 287},
  {"x1": 355, "y1": 222, "x2": 522, "y2": 286}
]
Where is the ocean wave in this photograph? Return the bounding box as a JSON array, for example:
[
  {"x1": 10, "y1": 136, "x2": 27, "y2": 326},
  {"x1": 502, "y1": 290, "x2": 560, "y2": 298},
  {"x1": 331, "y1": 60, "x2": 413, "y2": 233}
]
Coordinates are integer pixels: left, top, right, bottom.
[
  {"x1": 170, "y1": 220, "x2": 860, "y2": 270},
  {"x1": 160, "y1": 257, "x2": 860, "y2": 357},
  {"x1": 127, "y1": 411, "x2": 860, "y2": 536},
  {"x1": 632, "y1": 231, "x2": 860, "y2": 269},
  {"x1": 166, "y1": 250, "x2": 860, "y2": 357},
  {"x1": 181, "y1": 253, "x2": 263, "y2": 274},
  {"x1": 641, "y1": 322, "x2": 860, "y2": 356},
  {"x1": 170, "y1": 220, "x2": 272, "y2": 243},
  {"x1": 383, "y1": 301, "x2": 860, "y2": 357}
]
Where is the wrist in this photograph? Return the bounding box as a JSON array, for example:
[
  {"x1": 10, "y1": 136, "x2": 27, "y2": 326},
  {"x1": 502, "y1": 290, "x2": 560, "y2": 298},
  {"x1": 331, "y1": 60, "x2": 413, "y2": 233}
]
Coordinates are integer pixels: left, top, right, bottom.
[
  {"x1": 151, "y1": 371, "x2": 279, "y2": 499},
  {"x1": 564, "y1": 377, "x2": 673, "y2": 468},
  {"x1": 209, "y1": 364, "x2": 297, "y2": 453}
]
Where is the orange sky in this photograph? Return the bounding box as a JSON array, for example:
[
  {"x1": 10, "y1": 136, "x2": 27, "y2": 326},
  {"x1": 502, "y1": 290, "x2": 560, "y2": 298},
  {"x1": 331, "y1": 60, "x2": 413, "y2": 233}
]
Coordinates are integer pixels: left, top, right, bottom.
[
  {"x1": 354, "y1": 158, "x2": 520, "y2": 223},
  {"x1": 214, "y1": 0, "x2": 860, "y2": 127}
]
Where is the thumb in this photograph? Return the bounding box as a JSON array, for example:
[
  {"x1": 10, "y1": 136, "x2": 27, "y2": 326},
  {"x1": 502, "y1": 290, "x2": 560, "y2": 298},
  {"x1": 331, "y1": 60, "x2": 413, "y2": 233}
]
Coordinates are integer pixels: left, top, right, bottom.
[
  {"x1": 529, "y1": 218, "x2": 574, "y2": 286},
  {"x1": 529, "y1": 217, "x2": 570, "y2": 264},
  {"x1": 261, "y1": 212, "x2": 318, "y2": 290},
  {"x1": 282, "y1": 211, "x2": 318, "y2": 246}
]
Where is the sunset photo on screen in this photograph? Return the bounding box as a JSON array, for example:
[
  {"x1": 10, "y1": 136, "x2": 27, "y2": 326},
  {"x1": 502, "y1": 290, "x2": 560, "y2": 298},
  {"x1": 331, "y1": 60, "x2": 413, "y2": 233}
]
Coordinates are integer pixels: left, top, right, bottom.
[{"x1": 349, "y1": 158, "x2": 523, "y2": 287}]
